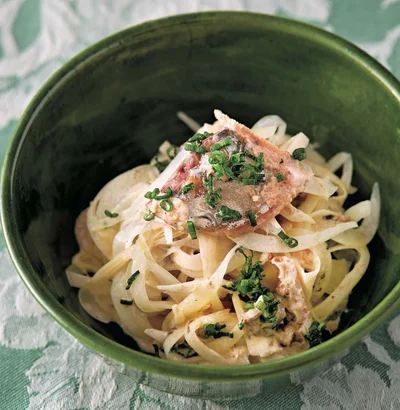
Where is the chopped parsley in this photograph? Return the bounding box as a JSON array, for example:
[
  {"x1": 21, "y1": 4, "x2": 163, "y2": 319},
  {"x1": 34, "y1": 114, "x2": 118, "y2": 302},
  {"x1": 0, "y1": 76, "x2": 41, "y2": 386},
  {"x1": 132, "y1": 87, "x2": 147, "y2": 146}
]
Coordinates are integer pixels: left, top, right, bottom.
[
  {"x1": 172, "y1": 341, "x2": 198, "y2": 358},
  {"x1": 178, "y1": 183, "x2": 195, "y2": 196},
  {"x1": 305, "y1": 321, "x2": 330, "y2": 347},
  {"x1": 125, "y1": 270, "x2": 140, "y2": 290},
  {"x1": 277, "y1": 231, "x2": 298, "y2": 248},
  {"x1": 187, "y1": 221, "x2": 197, "y2": 240},
  {"x1": 245, "y1": 293, "x2": 280, "y2": 324},
  {"x1": 203, "y1": 323, "x2": 234, "y2": 339},
  {"x1": 247, "y1": 210, "x2": 257, "y2": 227},
  {"x1": 292, "y1": 148, "x2": 307, "y2": 161},
  {"x1": 104, "y1": 210, "x2": 119, "y2": 218},
  {"x1": 215, "y1": 205, "x2": 242, "y2": 222},
  {"x1": 120, "y1": 299, "x2": 133, "y2": 306},
  {"x1": 277, "y1": 174, "x2": 285, "y2": 182},
  {"x1": 223, "y1": 248, "x2": 281, "y2": 326},
  {"x1": 143, "y1": 210, "x2": 155, "y2": 221},
  {"x1": 223, "y1": 248, "x2": 265, "y2": 298}
]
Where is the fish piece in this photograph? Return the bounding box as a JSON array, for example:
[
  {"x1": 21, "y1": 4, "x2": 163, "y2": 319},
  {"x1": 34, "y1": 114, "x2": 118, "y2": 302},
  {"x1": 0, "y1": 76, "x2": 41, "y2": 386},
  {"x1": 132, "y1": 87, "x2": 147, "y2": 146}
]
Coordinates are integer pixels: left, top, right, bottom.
[
  {"x1": 272, "y1": 256, "x2": 313, "y2": 339},
  {"x1": 150, "y1": 110, "x2": 312, "y2": 236}
]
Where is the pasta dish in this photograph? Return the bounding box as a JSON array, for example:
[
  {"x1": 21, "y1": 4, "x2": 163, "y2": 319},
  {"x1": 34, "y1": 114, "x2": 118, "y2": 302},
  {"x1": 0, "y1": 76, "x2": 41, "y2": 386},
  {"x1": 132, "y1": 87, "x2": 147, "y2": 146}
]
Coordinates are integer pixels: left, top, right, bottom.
[{"x1": 67, "y1": 110, "x2": 380, "y2": 365}]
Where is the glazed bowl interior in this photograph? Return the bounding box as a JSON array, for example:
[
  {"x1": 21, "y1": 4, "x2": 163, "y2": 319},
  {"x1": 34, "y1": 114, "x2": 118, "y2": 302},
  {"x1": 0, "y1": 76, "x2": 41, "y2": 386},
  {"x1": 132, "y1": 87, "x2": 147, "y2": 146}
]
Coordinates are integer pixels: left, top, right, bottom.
[{"x1": 2, "y1": 12, "x2": 400, "y2": 384}]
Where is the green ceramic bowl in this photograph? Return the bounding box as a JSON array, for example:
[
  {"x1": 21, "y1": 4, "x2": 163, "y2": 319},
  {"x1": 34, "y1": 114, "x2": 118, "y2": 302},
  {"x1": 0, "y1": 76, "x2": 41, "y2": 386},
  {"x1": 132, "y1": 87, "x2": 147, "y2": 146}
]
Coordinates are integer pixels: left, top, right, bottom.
[{"x1": 1, "y1": 12, "x2": 400, "y2": 398}]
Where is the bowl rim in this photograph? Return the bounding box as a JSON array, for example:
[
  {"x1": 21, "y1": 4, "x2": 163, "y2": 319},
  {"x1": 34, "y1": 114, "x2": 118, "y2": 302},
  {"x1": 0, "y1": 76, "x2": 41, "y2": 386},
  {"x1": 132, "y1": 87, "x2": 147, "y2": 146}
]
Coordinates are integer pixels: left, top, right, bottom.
[{"x1": 1, "y1": 11, "x2": 400, "y2": 382}]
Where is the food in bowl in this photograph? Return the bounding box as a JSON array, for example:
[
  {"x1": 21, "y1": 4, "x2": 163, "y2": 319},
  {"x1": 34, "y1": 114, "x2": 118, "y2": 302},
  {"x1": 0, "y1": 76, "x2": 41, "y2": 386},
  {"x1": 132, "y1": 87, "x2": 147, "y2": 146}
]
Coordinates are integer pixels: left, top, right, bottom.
[{"x1": 66, "y1": 110, "x2": 380, "y2": 365}]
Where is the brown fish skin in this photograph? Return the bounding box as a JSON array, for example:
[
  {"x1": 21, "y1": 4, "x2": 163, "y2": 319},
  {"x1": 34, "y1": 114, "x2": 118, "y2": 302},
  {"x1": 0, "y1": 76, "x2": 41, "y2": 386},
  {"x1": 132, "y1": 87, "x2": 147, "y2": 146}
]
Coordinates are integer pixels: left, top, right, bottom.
[{"x1": 153, "y1": 111, "x2": 312, "y2": 236}]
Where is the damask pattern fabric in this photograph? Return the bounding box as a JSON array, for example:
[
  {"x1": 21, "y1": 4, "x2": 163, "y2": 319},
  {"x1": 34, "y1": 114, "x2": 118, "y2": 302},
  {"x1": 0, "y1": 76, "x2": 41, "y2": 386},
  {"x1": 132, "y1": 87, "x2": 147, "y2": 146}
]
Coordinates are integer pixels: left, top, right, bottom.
[{"x1": 0, "y1": 1, "x2": 399, "y2": 409}]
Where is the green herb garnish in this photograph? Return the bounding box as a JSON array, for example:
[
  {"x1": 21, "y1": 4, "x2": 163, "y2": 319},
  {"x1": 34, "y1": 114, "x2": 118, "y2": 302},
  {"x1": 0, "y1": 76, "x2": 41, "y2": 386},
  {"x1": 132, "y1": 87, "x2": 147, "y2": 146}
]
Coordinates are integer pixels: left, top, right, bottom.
[
  {"x1": 223, "y1": 248, "x2": 265, "y2": 298},
  {"x1": 213, "y1": 148, "x2": 265, "y2": 186},
  {"x1": 167, "y1": 145, "x2": 178, "y2": 159},
  {"x1": 104, "y1": 210, "x2": 119, "y2": 218},
  {"x1": 245, "y1": 293, "x2": 280, "y2": 324},
  {"x1": 247, "y1": 210, "x2": 257, "y2": 227},
  {"x1": 120, "y1": 299, "x2": 133, "y2": 305},
  {"x1": 292, "y1": 148, "x2": 307, "y2": 161},
  {"x1": 155, "y1": 162, "x2": 168, "y2": 172},
  {"x1": 255, "y1": 152, "x2": 264, "y2": 171},
  {"x1": 144, "y1": 187, "x2": 173, "y2": 200},
  {"x1": 172, "y1": 341, "x2": 198, "y2": 358},
  {"x1": 209, "y1": 151, "x2": 226, "y2": 165},
  {"x1": 203, "y1": 323, "x2": 234, "y2": 339},
  {"x1": 178, "y1": 183, "x2": 195, "y2": 196},
  {"x1": 212, "y1": 163, "x2": 227, "y2": 179},
  {"x1": 211, "y1": 138, "x2": 233, "y2": 151},
  {"x1": 188, "y1": 131, "x2": 212, "y2": 142},
  {"x1": 160, "y1": 199, "x2": 173, "y2": 212},
  {"x1": 277, "y1": 174, "x2": 285, "y2": 182},
  {"x1": 305, "y1": 321, "x2": 329, "y2": 347},
  {"x1": 205, "y1": 188, "x2": 222, "y2": 209},
  {"x1": 145, "y1": 188, "x2": 159, "y2": 199},
  {"x1": 125, "y1": 270, "x2": 140, "y2": 290},
  {"x1": 203, "y1": 174, "x2": 222, "y2": 209},
  {"x1": 185, "y1": 143, "x2": 206, "y2": 154},
  {"x1": 187, "y1": 221, "x2": 197, "y2": 240},
  {"x1": 143, "y1": 210, "x2": 155, "y2": 221},
  {"x1": 152, "y1": 153, "x2": 169, "y2": 172},
  {"x1": 215, "y1": 205, "x2": 242, "y2": 222},
  {"x1": 223, "y1": 248, "x2": 280, "y2": 325},
  {"x1": 277, "y1": 231, "x2": 298, "y2": 248}
]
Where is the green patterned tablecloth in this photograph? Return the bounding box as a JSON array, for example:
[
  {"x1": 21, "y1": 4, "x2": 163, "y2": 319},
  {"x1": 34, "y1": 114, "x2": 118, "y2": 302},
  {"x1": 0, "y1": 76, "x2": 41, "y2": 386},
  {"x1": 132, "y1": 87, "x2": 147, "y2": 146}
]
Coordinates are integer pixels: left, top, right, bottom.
[{"x1": 0, "y1": 1, "x2": 399, "y2": 409}]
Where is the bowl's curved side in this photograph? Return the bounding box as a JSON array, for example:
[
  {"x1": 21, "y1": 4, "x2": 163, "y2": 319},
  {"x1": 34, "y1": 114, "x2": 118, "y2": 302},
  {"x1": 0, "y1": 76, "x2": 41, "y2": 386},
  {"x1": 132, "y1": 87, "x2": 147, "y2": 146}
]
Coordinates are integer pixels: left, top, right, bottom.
[{"x1": 1, "y1": 11, "x2": 400, "y2": 385}]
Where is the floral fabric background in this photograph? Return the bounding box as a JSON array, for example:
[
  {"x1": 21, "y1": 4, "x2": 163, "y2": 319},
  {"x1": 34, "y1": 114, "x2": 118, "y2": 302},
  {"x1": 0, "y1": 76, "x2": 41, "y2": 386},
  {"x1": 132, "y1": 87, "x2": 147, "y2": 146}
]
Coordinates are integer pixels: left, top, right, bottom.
[{"x1": 0, "y1": 1, "x2": 399, "y2": 409}]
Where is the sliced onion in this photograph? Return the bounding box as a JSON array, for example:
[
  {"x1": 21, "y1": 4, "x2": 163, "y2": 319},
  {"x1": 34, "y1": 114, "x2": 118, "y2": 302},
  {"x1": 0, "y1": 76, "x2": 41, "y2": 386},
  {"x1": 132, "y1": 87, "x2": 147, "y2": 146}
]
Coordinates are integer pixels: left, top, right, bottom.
[
  {"x1": 156, "y1": 279, "x2": 206, "y2": 293},
  {"x1": 144, "y1": 328, "x2": 168, "y2": 343},
  {"x1": 231, "y1": 222, "x2": 357, "y2": 253},
  {"x1": 280, "y1": 204, "x2": 315, "y2": 224},
  {"x1": 66, "y1": 267, "x2": 91, "y2": 288},
  {"x1": 313, "y1": 246, "x2": 370, "y2": 321},
  {"x1": 334, "y1": 183, "x2": 380, "y2": 246},
  {"x1": 327, "y1": 152, "x2": 353, "y2": 190},
  {"x1": 280, "y1": 132, "x2": 310, "y2": 154},
  {"x1": 304, "y1": 176, "x2": 338, "y2": 198},
  {"x1": 163, "y1": 327, "x2": 185, "y2": 358},
  {"x1": 209, "y1": 244, "x2": 240, "y2": 290},
  {"x1": 170, "y1": 248, "x2": 203, "y2": 271},
  {"x1": 251, "y1": 115, "x2": 287, "y2": 146},
  {"x1": 110, "y1": 270, "x2": 154, "y2": 352},
  {"x1": 344, "y1": 200, "x2": 371, "y2": 222},
  {"x1": 185, "y1": 310, "x2": 233, "y2": 365},
  {"x1": 78, "y1": 288, "x2": 114, "y2": 324}
]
